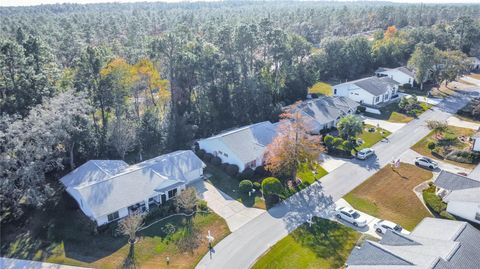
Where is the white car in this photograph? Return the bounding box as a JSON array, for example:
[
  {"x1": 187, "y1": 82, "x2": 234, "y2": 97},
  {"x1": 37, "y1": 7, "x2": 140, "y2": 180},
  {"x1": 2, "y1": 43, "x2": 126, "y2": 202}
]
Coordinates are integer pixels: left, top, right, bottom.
[
  {"x1": 373, "y1": 219, "x2": 403, "y2": 234},
  {"x1": 415, "y1": 156, "x2": 438, "y2": 170},
  {"x1": 335, "y1": 206, "x2": 368, "y2": 227},
  {"x1": 357, "y1": 148, "x2": 375, "y2": 160}
]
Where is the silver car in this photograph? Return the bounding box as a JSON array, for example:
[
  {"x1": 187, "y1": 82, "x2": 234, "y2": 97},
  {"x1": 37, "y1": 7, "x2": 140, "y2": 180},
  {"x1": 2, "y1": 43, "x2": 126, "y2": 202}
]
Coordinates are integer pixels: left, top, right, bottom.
[
  {"x1": 415, "y1": 156, "x2": 438, "y2": 170},
  {"x1": 335, "y1": 206, "x2": 368, "y2": 227},
  {"x1": 357, "y1": 148, "x2": 375, "y2": 160},
  {"x1": 374, "y1": 219, "x2": 403, "y2": 234}
]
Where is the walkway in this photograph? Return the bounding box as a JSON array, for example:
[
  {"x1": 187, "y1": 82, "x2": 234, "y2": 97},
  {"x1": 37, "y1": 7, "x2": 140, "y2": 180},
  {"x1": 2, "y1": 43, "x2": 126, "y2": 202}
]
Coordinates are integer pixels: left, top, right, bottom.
[
  {"x1": 0, "y1": 258, "x2": 92, "y2": 269},
  {"x1": 447, "y1": 116, "x2": 480, "y2": 130},
  {"x1": 192, "y1": 181, "x2": 264, "y2": 232},
  {"x1": 195, "y1": 93, "x2": 474, "y2": 269}
]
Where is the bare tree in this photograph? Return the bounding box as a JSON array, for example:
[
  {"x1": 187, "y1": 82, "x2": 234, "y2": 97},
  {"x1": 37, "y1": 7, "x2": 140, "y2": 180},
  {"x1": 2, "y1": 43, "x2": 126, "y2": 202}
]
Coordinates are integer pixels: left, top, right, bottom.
[
  {"x1": 109, "y1": 117, "x2": 137, "y2": 160},
  {"x1": 117, "y1": 213, "x2": 144, "y2": 244},
  {"x1": 175, "y1": 187, "x2": 198, "y2": 213}
]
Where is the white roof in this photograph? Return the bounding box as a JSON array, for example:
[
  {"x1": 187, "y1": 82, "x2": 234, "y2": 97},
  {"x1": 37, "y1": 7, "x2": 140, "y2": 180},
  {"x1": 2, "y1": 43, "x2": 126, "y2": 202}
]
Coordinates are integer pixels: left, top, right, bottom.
[{"x1": 60, "y1": 150, "x2": 205, "y2": 218}]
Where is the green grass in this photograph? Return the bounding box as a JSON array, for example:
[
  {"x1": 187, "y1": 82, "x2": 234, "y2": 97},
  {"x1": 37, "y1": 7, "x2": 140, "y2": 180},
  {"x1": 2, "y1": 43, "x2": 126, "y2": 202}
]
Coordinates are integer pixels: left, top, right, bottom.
[
  {"x1": 205, "y1": 165, "x2": 266, "y2": 209},
  {"x1": 308, "y1": 82, "x2": 332, "y2": 96},
  {"x1": 252, "y1": 218, "x2": 361, "y2": 269},
  {"x1": 355, "y1": 124, "x2": 391, "y2": 151},
  {"x1": 365, "y1": 102, "x2": 431, "y2": 123},
  {"x1": 297, "y1": 163, "x2": 328, "y2": 184}
]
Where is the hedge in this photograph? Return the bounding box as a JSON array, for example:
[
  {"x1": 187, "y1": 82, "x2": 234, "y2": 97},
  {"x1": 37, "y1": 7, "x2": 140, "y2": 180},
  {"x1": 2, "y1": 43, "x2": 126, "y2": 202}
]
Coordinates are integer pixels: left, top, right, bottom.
[
  {"x1": 239, "y1": 167, "x2": 254, "y2": 180},
  {"x1": 239, "y1": 180, "x2": 253, "y2": 193},
  {"x1": 262, "y1": 177, "x2": 283, "y2": 197},
  {"x1": 226, "y1": 164, "x2": 239, "y2": 177},
  {"x1": 211, "y1": 156, "x2": 222, "y2": 166}
]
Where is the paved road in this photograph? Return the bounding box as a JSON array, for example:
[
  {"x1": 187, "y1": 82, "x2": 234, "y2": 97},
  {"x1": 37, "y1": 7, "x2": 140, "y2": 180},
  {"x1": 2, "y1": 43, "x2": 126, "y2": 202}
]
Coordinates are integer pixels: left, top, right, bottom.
[{"x1": 195, "y1": 92, "x2": 477, "y2": 269}]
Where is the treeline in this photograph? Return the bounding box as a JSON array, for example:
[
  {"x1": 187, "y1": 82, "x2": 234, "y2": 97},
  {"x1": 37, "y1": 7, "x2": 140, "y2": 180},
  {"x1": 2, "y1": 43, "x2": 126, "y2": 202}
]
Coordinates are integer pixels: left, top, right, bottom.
[{"x1": 0, "y1": 1, "x2": 479, "y2": 222}]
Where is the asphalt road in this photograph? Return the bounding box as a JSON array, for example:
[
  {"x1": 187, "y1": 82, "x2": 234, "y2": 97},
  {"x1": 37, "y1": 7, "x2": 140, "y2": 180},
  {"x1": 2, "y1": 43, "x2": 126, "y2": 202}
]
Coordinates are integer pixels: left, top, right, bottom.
[{"x1": 195, "y1": 92, "x2": 477, "y2": 269}]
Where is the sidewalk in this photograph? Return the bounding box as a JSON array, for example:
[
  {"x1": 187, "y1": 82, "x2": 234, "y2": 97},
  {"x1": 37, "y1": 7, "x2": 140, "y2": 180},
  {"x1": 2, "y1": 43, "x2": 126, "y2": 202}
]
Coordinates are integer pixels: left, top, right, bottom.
[
  {"x1": 447, "y1": 116, "x2": 480, "y2": 130},
  {"x1": 192, "y1": 181, "x2": 264, "y2": 232}
]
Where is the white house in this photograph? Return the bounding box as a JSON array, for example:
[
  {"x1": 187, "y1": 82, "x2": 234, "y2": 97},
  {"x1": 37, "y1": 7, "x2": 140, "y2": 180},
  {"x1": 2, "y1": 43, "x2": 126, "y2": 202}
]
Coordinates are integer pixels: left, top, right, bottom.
[
  {"x1": 333, "y1": 76, "x2": 399, "y2": 106},
  {"x1": 468, "y1": 56, "x2": 480, "y2": 71},
  {"x1": 434, "y1": 170, "x2": 480, "y2": 224},
  {"x1": 197, "y1": 121, "x2": 277, "y2": 172},
  {"x1": 375, "y1": 66, "x2": 416, "y2": 86},
  {"x1": 473, "y1": 133, "x2": 480, "y2": 152},
  {"x1": 60, "y1": 150, "x2": 205, "y2": 226},
  {"x1": 291, "y1": 96, "x2": 359, "y2": 134}
]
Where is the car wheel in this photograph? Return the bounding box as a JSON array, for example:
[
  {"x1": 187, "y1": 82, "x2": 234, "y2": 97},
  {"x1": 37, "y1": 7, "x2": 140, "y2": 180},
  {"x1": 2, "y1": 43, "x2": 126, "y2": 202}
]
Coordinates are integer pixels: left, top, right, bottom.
[
  {"x1": 415, "y1": 162, "x2": 419, "y2": 166},
  {"x1": 336, "y1": 214, "x2": 341, "y2": 219},
  {"x1": 353, "y1": 222, "x2": 358, "y2": 227},
  {"x1": 429, "y1": 165, "x2": 434, "y2": 169},
  {"x1": 376, "y1": 228, "x2": 382, "y2": 233}
]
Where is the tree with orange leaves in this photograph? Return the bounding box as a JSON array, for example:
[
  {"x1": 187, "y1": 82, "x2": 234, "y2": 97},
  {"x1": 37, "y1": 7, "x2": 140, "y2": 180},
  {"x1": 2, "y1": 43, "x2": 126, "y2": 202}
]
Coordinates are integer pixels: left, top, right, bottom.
[
  {"x1": 384, "y1": 25, "x2": 397, "y2": 39},
  {"x1": 264, "y1": 102, "x2": 324, "y2": 183}
]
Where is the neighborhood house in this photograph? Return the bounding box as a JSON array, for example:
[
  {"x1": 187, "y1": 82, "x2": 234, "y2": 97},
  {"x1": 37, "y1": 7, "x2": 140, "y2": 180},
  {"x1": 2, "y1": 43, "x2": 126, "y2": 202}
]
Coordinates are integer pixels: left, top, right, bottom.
[
  {"x1": 433, "y1": 170, "x2": 480, "y2": 224},
  {"x1": 346, "y1": 217, "x2": 480, "y2": 268},
  {"x1": 291, "y1": 96, "x2": 359, "y2": 134},
  {"x1": 333, "y1": 76, "x2": 399, "y2": 106},
  {"x1": 197, "y1": 121, "x2": 278, "y2": 172},
  {"x1": 468, "y1": 56, "x2": 480, "y2": 70},
  {"x1": 375, "y1": 66, "x2": 416, "y2": 86},
  {"x1": 60, "y1": 150, "x2": 205, "y2": 226}
]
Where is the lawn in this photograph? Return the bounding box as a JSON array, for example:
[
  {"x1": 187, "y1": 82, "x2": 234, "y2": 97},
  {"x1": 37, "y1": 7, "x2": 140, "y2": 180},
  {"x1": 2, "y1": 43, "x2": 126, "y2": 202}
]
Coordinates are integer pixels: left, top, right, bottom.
[
  {"x1": 355, "y1": 124, "x2": 391, "y2": 151},
  {"x1": 365, "y1": 102, "x2": 432, "y2": 123},
  {"x1": 308, "y1": 82, "x2": 332, "y2": 96},
  {"x1": 1, "y1": 198, "x2": 230, "y2": 269},
  {"x1": 252, "y1": 218, "x2": 361, "y2": 269},
  {"x1": 205, "y1": 165, "x2": 266, "y2": 209},
  {"x1": 297, "y1": 162, "x2": 329, "y2": 185},
  {"x1": 411, "y1": 126, "x2": 476, "y2": 169},
  {"x1": 344, "y1": 163, "x2": 433, "y2": 231}
]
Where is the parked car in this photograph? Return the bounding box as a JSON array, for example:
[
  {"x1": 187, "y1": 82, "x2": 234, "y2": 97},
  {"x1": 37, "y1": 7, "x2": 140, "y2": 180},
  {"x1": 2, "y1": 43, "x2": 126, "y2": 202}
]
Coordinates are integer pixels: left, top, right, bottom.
[
  {"x1": 373, "y1": 219, "x2": 403, "y2": 234},
  {"x1": 415, "y1": 156, "x2": 438, "y2": 170},
  {"x1": 357, "y1": 148, "x2": 375, "y2": 160},
  {"x1": 335, "y1": 206, "x2": 368, "y2": 227}
]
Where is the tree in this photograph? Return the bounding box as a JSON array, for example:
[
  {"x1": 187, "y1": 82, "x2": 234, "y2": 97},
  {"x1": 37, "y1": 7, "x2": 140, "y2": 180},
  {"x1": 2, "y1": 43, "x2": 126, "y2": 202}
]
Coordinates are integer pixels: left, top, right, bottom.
[
  {"x1": 426, "y1": 120, "x2": 448, "y2": 134},
  {"x1": 117, "y1": 213, "x2": 144, "y2": 244},
  {"x1": 336, "y1": 115, "x2": 363, "y2": 140},
  {"x1": 108, "y1": 117, "x2": 137, "y2": 160},
  {"x1": 398, "y1": 95, "x2": 421, "y2": 116},
  {"x1": 175, "y1": 187, "x2": 198, "y2": 213},
  {"x1": 436, "y1": 50, "x2": 470, "y2": 86},
  {"x1": 408, "y1": 43, "x2": 439, "y2": 90},
  {"x1": 264, "y1": 103, "x2": 323, "y2": 181},
  {"x1": 261, "y1": 177, "x2": 283, "y2": 197}
]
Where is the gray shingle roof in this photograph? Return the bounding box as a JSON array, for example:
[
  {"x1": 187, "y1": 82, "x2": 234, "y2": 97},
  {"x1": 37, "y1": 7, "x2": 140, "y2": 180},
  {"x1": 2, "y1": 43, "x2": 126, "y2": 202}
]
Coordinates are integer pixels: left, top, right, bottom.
[
  {"x1": 293, "y1": 96, "x2": 359, "y2": 127},
  {"x1": 380, "y1": 230, "x2": 421, "y2": 246},
  {"x1": 347, "y1": 241, "x2": 414, "y2": 266},
  {"x1": 397, "y1": 66, "x2": 415, "y2": 77},
  {"x1": 434, "y1": 170, "x2": 480, "y2": 191},
  {"x1": 353, "y1": 76, "x2": 398, "y2": 96}
]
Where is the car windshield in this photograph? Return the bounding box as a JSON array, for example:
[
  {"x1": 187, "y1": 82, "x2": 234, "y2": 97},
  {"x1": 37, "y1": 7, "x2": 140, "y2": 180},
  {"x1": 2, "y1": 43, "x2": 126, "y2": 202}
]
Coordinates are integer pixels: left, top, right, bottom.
[{"x1": 352, "y1": 212, "x2": 360, "y2": 219}]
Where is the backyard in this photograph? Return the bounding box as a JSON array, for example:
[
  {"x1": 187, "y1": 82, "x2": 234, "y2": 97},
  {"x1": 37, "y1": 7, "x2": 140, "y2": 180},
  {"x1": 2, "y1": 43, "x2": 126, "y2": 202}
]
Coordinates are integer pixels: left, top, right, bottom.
[
  {"x1": 411, "y1": 125, "x2": 477, "y2": 169},
  {"x1": 1, "y1": 197, "x2": 230, "y2": 269},
  {"x1": 343, "y1": 163, "x2": 433, "y2": 231},
  {"x1": 251, "y1": 218, "x2": 362, "y2": 269},
  {"x1": 308, "y1": 82, "x2": 332, "y2": 96}
]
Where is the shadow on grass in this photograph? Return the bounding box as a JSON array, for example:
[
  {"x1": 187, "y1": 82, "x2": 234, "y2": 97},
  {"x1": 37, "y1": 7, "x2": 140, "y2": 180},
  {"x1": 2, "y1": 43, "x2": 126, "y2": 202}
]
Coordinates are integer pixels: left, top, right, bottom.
[{"x1": 120, "y1": 244, "x2": 137, "y2": 269}]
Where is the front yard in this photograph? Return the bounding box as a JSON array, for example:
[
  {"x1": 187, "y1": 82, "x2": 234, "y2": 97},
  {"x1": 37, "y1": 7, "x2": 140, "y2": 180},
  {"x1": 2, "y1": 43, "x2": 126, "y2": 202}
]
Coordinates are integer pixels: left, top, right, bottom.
[
  {"x1": 1, "y1": 197, "x2": 230, "y2": 269},
  {"x1": 251, "y1": 218, "x2": 362, "y2": 269},
  {"x1": 356, "y1": 124, "x2": 391, "y2": 151},
  {"x1": 365, "y1": 101, "x2": 432, "y2": 123},
  {"x1": 343, "y1": 163, "x2": 433, "y2": 231},
  {"x1": 411, "y1": 125, "x2": 477, "y2": 169}
]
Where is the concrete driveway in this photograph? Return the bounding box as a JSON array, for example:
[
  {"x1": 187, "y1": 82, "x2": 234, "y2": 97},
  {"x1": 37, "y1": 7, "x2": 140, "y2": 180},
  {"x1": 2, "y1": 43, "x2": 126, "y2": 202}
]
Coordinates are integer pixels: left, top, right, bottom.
[
  {"x1": 192, "y1": 181, "x2": 264, "y2": 232},
  {"x1": 447, "y1": 116, "x2": 480, "y2": 130},
  {"x1": 319, "y1": 153, "x2": 346, "y2": 172},
  {"x1": 399, "y1": 149, "x2": 472, "y2": 175},
  {"x1": 361, "y1": 116, "x2": 406, "y2": 133}
]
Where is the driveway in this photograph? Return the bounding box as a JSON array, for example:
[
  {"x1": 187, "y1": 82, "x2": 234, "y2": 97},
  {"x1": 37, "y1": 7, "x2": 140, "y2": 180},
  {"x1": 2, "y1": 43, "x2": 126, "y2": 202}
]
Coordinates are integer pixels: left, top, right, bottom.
[
  {"x1": 319, "y1": 153, "x2": 346, "y2": 172},
  {"x1": 447, "y1": 116, "x2": 480, "y2": 130},
  {"x1": 192, "y1": 181, "x2": 264, "y2": 232},
  {"x1": 195, "y1": 92, "x2": 475, "y2": 269},
  {"x1": 399, "y1": 149, "x2": 472, "y2": 175},
  {"x1": 334, "y1": 199, "x2": 381, "y2": 239},
  {"x1": 361, "y1": 116, "x2": 406, "y2": 133}
]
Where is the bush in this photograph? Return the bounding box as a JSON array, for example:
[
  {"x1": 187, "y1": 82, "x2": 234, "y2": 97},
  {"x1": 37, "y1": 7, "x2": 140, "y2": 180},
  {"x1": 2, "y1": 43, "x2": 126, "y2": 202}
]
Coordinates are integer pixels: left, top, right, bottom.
[
  {"x1": 332, "y1": 137, "x2": 344, "y2": 147},
  {"x1": 356, "y1": 106, "x2": 366, "y2": 113},
  {"x1": 226, "y1": 164, "x2": 239, "y2": 177},
  {"x1": 197, "y1": 200, "x2": 208, "y2": 211},
  {"x1": 403, "y1": 83, "x2": 412, "y2": 89},
  {"x1": 211, "y1": 156, "x2": 222, "y2": 166},
  {"x1": 253, "y1": 182, "x2": 261, "y2": 190},
  {"x1": 204, "y1": 153, "x2": 214, "y2": 163},
  {"x1": 440, "y1": 211, "x2": 456, "y2": 220},
  {"x1": 221, "y1": 163, "x2": 230, "y2": 172},
  {"x1": 423, "y1": 190, "x2": 446, "y2": 213},
  {"x1": 427, "y1": 142, "x2": 436, "y2": 150},
  {"x1": 446, "y1": 150, "x2": 479, "y2": 164},
  {"x1": 254, "y1": 165, "x2": 270, "y2": 177},
  {"x1": 261, "y1": 177, "x2": 283, "y2": 197},
  {"x1": 239, "y1": 167, "x2": 255, "y2": 180},
  {"x1": 239, "y1": 180, "x2": 253, "y2": 193},
  {"x1": 196, "y1": 149, "x2": 206, "y2": 159},
  {"x1": 324, "y1": 135, "x2": 334, "y2": 148}
]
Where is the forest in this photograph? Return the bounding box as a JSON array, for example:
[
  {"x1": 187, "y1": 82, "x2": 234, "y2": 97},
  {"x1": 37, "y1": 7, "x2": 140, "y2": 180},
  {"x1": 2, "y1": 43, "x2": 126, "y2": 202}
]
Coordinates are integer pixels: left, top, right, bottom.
[{"x1": 1, "y1": 1, "x2": 480, "y2": 223}]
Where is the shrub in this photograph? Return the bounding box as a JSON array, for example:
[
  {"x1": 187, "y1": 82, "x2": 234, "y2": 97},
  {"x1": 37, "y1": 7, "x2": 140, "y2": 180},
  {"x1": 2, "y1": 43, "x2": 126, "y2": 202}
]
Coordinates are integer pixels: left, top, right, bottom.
[
  {"x1": 239, "y1": 167, "x2": 255, "y2": 180},
  {"x1": 261, "y1": 177, "x2": 283, "y2": 197},
  {"x1": 196, "y1": 149, "x2": 206, "y2": 159},
  {"x1": 254, "y1": 165, "x2": 270, "y2": 177},
  {"x1": 423, "y1": 190, "x2": 446, "y2": 213},
  {"x1": 323, "y1": 135, "x2": 334, "y2": 148},
  {"x1": 446, "y1": 150, "x2": 479, "y2": 164},
  {"x1": 253, "y1": 182, "x2": 261, "y2": 190},
  {"x1": 403, "y1": 83, "x2": 412, "y2": 89},
  {"x1": 211, "y1": 156, "x2": 222, "y2": 166},
  {"x1": 440, "y1": 211, "x2": 456, "y2": 220},
  {"x1": 427, "y1": 142, "x2": 436, "y2": 150},
  {"x1": 226, "y1": 164, "x2": 239, "y2": 177},
  {"x1": 332, "y1": 137, "x2": 344, "y2": 147},
  {"x1": 197, "y1": 200, "x2": 208, "y2": 211},
  {"x1": 239, "y1": 180, "x2": 253, "y2": 193},
  {"x1": 342, "y1": 139, "x2": 355, "y2": 151},
  {"x1": 356, "y1": 106, "x2": 366, "y2": 113},
  {"x1": 204, "y1": 153, "x2": 214, "y2": 163},
  {"x1": 221, "y1": 163, "x2": 230, "y2": 172}
]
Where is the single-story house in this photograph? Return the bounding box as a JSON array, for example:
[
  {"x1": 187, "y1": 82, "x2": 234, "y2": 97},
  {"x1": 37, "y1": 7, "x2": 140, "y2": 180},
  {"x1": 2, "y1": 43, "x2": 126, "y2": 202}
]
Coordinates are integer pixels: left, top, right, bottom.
[
  {"x1": 333, "y1": 76, "x2": 399, "y2": 106},
  {"x1": 375, "y1": 66, "x2": 416, "y2": 86},
  {"x1": 290, "y1": 96, "x2": 359, "y2": 134},
  {"x1": 433, "y1": 170, "x2": 480, "y2": 224},
  {"x1": 473, "y1": 132, "x2": 480, "y2": 152},
  {"x1": 60, "y1": 150, "x2": 205, "y2": 226},
  {"x1": 346, "y1": 217, "x2": 480, "y2": 268},
  {"x1": 468, "y1": 56, "x2": 480, "y2": 70},
  {"x1": 197, "y1": 121, "x2": 277, "y2": 172}
]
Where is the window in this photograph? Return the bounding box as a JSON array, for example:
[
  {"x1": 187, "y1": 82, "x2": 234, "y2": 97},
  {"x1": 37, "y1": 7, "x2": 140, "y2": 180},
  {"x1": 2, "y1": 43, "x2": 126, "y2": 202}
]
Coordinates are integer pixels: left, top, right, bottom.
[
  {"x1": 375, "y1": 96, "x2": 380, "y2": 103},
  {"x1": 218, "y1": 150, "x2": 223, "y2": 155},
  {"x1": 168, "y1": 188, "x2": 178, "y2": 199},
  {"x1": 107, "y1": 211, "x2": 120, "y2": 222},
  {"x1": 224, "y1": 153, "x2": 228, "y2": 157},
  {"x1": 334, "y1": 89, "x2": 337, "y2": 95}
]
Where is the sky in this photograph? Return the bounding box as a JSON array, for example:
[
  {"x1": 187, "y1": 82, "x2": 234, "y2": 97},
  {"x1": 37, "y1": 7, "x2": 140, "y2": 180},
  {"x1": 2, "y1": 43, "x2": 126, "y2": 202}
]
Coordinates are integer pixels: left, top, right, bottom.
[{"x1": 1, "y1": 0, "x2": 479, "y2": 7}]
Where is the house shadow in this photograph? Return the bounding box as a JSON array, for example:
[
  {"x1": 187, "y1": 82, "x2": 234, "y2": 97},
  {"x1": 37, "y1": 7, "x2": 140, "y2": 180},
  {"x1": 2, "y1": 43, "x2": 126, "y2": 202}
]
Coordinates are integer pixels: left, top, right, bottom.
[{"x1": 350, "y1": 156, "x2": 381, "y2": 171}]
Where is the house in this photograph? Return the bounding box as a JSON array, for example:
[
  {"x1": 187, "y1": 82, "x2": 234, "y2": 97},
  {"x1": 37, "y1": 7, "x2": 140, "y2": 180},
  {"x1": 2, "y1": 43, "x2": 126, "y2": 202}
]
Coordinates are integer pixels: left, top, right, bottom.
[
  {"x1": 473, "y1": 132, "x2": 480, "y2": 152},
  {"x1": 290, "y1": 96, "x2": 359, "y2": 134},
  {"x1": 333, "y1": 76, "x2": 399, "y2": 106},
  {"x1": 433, "y1": 170, "x2": 480, "y2": 224},
  {"x1": 468, "y1": 56, "x2": 480, "y2": 71},
  {"x1": 346, "y1": 217, "x2": 480, "y2": 268},
  {"x1": 60, "y1": 150, "x2": 205, "y2": 226},
  {"x1": 375, "y1": 66, "x2": 416, "y2": 86},
  {"x1": 197, "y1": 121, "x2": 277, "y2": 172}
]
